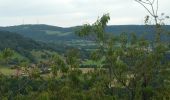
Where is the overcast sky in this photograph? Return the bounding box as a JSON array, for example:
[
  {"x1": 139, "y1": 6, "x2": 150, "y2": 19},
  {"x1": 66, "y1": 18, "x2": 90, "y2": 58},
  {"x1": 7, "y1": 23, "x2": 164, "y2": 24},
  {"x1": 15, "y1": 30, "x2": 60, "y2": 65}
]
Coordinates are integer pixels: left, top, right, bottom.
[{"x1": 0, "y1": 0, "x2": 169, "y2": 27}]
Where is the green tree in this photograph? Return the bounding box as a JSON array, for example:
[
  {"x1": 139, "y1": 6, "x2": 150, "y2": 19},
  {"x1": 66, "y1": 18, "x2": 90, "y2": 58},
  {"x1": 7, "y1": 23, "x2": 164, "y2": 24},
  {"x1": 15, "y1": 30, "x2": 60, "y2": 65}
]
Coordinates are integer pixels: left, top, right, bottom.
[
  {"x1": 135, "y1": 0, "x2": 169, "y2": 43},
  {"x1": 65, "y1": 48, "x2": 80, "y2": 70},
  {"x1": 0, "y1": 48, "x2": 14, "y2": 65},
  {"x1": 77, "y1": 12, "x2": 170, "y2": 100},
  {"x1": 50, "y1": 54, "x2": 68, "y2": 77}
]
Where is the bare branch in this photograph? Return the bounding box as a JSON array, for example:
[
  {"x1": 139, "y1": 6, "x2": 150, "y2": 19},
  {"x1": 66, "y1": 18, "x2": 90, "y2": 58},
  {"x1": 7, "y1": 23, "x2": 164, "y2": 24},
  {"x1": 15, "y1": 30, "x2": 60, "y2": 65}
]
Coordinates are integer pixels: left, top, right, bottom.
[
  {"x1": 139, "y1": 0, "x2": 150, "y2": 4},
  {"x1": 147, "y1": 0, "x2": 153, "y2": 5},
  {"x1": 152, "y1": 0, "x2": 155, "y2": 5},
  {"x1": 135, "y1": 0, "x2": 154, "y2": 17},
  {"x1": 156, "y1": 0, "x2": 159, "y2": 16},
  {"x1": 150, "y1": 1, "x2": 156, "y2": 17}
]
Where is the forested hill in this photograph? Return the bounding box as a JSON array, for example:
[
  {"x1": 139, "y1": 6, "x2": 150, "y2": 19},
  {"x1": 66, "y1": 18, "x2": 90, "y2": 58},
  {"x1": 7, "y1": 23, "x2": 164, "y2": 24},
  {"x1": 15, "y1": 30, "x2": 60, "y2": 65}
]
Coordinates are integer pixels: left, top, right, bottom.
[
  {"x1": 0, "y1": 24, "x2": 170, "y2": 43},
  {"x1": 0, "y1": 30, "x2": 44, "y2": 50},
  {"x1": 0, "y1": 24, "x2": 78, "y2": 42},
  {"x1": 0, "y1": 30, "x2": 55, "y2": 61}
]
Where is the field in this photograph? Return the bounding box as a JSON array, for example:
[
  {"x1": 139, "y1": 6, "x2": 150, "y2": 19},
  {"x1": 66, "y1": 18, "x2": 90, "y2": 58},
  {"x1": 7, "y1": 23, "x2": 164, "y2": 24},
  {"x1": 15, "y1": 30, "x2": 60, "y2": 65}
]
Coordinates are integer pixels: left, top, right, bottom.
[{"x1": 0, "y1": 65, "x2": 15, "y2": 75}]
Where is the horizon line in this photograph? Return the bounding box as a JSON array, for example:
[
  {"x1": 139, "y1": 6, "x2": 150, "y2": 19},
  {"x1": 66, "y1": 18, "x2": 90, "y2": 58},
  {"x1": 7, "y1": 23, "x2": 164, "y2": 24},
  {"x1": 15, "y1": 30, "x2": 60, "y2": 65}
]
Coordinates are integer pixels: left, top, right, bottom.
[{"x1": 1, "y1": 24, "x2": 170, "y2": 28}]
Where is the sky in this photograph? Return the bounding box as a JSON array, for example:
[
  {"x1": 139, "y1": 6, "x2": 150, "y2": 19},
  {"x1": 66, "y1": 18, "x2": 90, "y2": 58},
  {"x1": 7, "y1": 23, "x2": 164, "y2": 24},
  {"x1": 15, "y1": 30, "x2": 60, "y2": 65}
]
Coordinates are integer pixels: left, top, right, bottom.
[{"x1": 0, "y1": 0, "x2": 169, "y2": 27}]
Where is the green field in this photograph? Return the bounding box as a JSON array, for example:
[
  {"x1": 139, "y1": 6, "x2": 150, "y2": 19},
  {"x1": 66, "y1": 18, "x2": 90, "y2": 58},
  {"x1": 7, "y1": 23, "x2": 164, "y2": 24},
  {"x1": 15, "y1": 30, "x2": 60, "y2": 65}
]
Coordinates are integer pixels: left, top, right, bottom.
[
  {"x1": 46, "y1": 30, "x2": 72, "y2": 36},
  {"x1": 0, "y1": 66, "x2": 15, "y2": 75}
]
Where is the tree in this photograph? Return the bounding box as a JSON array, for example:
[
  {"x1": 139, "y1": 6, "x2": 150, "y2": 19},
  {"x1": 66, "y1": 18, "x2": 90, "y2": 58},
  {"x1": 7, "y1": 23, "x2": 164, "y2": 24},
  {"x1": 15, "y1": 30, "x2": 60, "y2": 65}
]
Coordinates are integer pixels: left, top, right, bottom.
[
  {"x1": 65, "y1": 48, "x2": 80, "y2": 70},
  {"x1": 50, "y1": 54, "x2": 68, "y2": 77},
  {"x1": 0, "y1": 48, "x2": 14, "y2": 65},
  {"x1": 77, "y1": 12, "x2": 170, "y2": 100},
  {"x1": 134, "y1": 0, "x2": 169, "y2": 42},
  {"x1": 135, "y1": 0, "x2": 170, "y2": 99}
]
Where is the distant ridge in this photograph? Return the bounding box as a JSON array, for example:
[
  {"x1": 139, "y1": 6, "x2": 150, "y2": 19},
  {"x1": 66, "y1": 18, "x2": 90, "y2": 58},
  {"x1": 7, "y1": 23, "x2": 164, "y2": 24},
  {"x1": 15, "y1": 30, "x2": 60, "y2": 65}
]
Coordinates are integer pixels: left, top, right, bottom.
[{"x1": 0, "y1": 24, "x2": 170, "y2": 43}]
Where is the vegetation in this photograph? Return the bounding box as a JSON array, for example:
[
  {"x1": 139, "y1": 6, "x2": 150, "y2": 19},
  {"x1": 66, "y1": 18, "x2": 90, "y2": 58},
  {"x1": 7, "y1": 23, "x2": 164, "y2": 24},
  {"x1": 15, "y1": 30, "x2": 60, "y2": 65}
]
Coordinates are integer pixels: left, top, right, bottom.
[
  {"x1": 0, "y1": 30, "x2": 64, "y2": 62},
  {"x1": 0, "y1": 0, "x2": 170, "y2": 100}
]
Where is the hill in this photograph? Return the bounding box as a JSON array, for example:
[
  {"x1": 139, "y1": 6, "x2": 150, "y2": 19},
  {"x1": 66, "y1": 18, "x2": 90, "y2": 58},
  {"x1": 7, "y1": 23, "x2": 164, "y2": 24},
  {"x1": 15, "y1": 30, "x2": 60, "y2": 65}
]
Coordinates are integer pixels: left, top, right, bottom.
[
  {"x1": 0, "y1": 24, "x2": 78, "y2": 43},
  {"x1": 0, "y1": 25, "x2": 169, "y2": 58},
  {"x1": 0, "y1": 30, "x2": 55, "y2": 62},
  {"x1": 0, "y1": 24, "x2": 170, "y2": 43}
]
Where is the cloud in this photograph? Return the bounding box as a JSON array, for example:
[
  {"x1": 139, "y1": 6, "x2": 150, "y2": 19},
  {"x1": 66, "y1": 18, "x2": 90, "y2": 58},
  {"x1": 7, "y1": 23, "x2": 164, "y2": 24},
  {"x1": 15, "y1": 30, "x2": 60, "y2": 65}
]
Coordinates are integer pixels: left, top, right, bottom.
[{"x1": 0, "y1": 0, "x2": 169, "y2": 26}]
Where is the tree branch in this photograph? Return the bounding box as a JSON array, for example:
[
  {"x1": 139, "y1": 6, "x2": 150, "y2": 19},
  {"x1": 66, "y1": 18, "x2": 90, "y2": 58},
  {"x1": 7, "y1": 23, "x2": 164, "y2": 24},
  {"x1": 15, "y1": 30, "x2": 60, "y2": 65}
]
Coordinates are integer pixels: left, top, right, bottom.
[
  {"x1": 138, "y1": 0, "x2": 150, "y2": 4},
  {"x1": 156, "y1": 0, "x2": 159, "y2": 16},
  {"x1": 135, "y1": 0, "x2": 154, "y2": 17}
]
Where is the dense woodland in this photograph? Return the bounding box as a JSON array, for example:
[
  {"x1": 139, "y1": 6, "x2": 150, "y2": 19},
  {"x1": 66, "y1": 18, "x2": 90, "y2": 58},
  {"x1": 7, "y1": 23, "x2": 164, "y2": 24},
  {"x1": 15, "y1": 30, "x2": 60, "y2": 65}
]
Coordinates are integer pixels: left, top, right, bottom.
[
  {"x1": 0, "y1": 0, "x2": 170, "y2": 100},
  {"x1": 0, "y1": 30, "x2": 59, "y2": 63}
]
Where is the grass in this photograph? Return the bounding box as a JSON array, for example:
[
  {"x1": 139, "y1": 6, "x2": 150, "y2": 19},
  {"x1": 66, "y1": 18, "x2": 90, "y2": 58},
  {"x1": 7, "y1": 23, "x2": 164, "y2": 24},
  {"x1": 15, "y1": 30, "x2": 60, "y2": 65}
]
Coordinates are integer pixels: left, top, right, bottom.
[
  {"x1": 46, "y1": 30, "x2": 72, "y2": 36},
  {"x1": 0, "y1": 65, "x2": 15, "y2": 75},
  {"x1": 31, "y1": 50, "x2": 60, "y2": 62},
  {"x1": 79, "y1": 68, "x2": 95, "y2": 73},
  {"x1": 82, "y1": 60, "x2": 101, "y2": 65}
]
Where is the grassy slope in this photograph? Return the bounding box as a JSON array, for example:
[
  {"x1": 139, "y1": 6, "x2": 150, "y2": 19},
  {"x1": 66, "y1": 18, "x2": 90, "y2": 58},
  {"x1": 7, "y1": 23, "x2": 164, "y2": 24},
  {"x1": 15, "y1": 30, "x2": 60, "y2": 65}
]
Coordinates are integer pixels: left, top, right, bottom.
[{"x1": 0, "y1": 65, "x2": 15, "y2": 75}]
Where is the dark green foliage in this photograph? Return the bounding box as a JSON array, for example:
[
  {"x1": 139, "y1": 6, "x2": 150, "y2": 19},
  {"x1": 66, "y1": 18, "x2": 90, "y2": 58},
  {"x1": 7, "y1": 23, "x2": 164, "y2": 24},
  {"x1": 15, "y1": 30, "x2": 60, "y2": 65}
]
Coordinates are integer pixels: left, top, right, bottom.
[
  {"x1": 0, "y1": 24, "x2": 78, "y2": 42},
  {"x1": 0, "y1": 48, "x2": 14, "y2": 64},
  {"x1": 0, "y1": 31, "x2": 56, "y2": 62},
  {"x1": 76, "y1": 12, "x2": 170, "y2": 100},
  {"x1": 65, "y1": 48, "x2": 80, "y2": 69}
]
